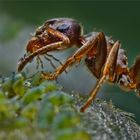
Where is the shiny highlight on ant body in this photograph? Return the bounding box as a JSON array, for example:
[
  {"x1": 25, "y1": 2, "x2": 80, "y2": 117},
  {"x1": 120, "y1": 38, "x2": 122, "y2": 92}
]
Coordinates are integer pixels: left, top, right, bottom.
[{"x1": 18, "y1": 18, "x2": 140, "y2": 112}]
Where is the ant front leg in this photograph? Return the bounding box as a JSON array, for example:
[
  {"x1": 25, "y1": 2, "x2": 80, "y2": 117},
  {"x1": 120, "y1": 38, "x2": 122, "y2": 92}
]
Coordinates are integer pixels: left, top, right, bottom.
[
  {"x1": 42, "y1": 32, "x2": 107, "y2": 80},
  {"x1": 80, "y1": 41, "x2": 120, "y2": 112},
  {"x1": 17, "y1": 27, "x2": 70, "y2": 72},
  {"x1": 18, "y1": 41, "x2": 64, "y2": 72}
]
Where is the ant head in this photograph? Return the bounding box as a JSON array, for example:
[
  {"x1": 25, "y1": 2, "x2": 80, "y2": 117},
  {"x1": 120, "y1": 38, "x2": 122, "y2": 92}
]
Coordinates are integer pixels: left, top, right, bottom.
[{"x1": 45, "y1": 18, "x2": 83, "y2": 44}]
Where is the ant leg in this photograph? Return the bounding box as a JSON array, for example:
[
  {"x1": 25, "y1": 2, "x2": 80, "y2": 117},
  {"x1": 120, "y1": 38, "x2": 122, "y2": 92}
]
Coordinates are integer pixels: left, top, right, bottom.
[
  {"x1": 38, "y1": 56, "x2": 44, "y2": 69},
  {"x1": 18, "y1": 41, "x2": 68, "y2": 72},
  {"x1": 80, "y1": 41, "x2": 120, "y2": 112},
  {"x1": 18, "y1": 27, "x2": 71, "y2": 72},
  {"x1": 36, "y1": 56, "x2": 44, "y2": 69},
  {"x1": 80, "y1": 76, "x2": 105, "y2": 112},
  {"x1": 46, "y1": 53, "x2": 63, "y2": 66},
  {"x1": 85, "y1": 31, "x2": 107, "y2": 78},
  {"x1": 36, "y1": 56, "x2": 40, "y2": 69},
  {"x1": 42, "y1": 32, "x2": 106, "y2": 80},
  {"x1": 44, "y1": 55, "x2": 57, "y2": 69},
  {"x1": 102, "y1": 41, "x2": 120, "y2": 79},
  {"x1": 46, "y1": 53, "x2": 67, "y2": 73}
]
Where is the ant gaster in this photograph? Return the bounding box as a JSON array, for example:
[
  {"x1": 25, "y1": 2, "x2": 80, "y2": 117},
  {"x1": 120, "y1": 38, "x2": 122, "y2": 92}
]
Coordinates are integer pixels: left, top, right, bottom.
[{"x1": 18, "y1": 18, "x2": 140, "y2": 112}]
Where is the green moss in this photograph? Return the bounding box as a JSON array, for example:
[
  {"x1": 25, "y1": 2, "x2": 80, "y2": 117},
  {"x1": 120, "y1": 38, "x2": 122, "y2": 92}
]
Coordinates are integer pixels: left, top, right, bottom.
[{"x1": 0, "y1": 73, "x2": 140, "y2": 140}]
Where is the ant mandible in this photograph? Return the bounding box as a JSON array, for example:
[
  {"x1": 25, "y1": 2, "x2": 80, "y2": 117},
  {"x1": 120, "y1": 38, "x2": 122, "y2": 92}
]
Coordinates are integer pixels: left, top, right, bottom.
[{"x1": 18, "y1": 18, "x2": 140, "y2": 112}]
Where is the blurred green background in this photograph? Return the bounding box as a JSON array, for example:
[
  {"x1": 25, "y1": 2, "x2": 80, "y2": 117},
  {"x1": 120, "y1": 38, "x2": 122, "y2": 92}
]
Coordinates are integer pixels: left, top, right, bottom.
[{"x1": 0, "y1": 1, "x2": 140, "y2": 124}]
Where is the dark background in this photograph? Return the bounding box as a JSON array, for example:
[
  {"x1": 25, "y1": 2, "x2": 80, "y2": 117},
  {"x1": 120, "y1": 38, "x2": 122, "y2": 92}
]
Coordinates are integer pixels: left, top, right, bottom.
[{"x1": 0, "y1": 1, "x2": 140, "y2": 124}]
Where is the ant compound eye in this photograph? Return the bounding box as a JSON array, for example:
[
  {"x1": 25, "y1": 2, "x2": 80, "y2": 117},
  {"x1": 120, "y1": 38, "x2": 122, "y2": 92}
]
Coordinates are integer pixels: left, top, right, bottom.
[{"x1": 57, "y1": 24, "x2": 70, "y2": 33}]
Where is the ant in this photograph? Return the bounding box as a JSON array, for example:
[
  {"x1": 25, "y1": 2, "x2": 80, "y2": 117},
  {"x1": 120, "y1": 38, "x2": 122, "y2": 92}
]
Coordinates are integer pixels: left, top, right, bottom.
[{"x1": 18, "y1": 18, "x2": 140, "y2": 112}]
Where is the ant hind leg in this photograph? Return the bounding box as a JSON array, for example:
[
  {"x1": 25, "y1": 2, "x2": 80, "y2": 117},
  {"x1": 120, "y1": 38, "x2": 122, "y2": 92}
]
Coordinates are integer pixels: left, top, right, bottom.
[{"x1": 80, "y1": 41, "x2": 120, "y2": 112}]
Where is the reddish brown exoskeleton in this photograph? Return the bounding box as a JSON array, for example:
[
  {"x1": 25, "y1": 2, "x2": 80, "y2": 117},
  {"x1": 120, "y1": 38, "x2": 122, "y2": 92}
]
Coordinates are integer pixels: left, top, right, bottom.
[{"x1": 18, "y1": 18, "x2": 140, "y2": 112}]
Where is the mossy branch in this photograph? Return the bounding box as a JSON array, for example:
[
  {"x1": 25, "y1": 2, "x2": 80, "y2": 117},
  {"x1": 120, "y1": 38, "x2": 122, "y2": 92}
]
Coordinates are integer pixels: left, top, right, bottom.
[{"x1": 0, "y1": 72, "x2": 140, "y2": 140}]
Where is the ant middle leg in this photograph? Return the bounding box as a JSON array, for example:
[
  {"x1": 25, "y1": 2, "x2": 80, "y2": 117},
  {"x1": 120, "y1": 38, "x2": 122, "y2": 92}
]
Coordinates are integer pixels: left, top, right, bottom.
[
  {"x1": 44, "y1": 55, "x2": 57, "y2": 69},
  {"x1": 46, "y1": 53, "x2": 64, "y2": 66},
  {"x1": 42, "y1": 32, "x2": 107, "y2": 80},
  {"x1": 36, "y1": 56, "x2": 44, "y2": 69}
]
